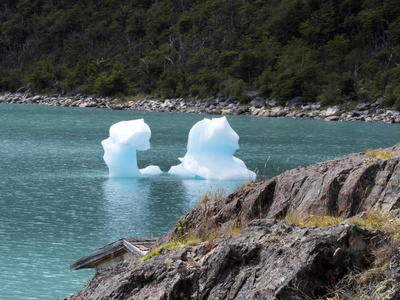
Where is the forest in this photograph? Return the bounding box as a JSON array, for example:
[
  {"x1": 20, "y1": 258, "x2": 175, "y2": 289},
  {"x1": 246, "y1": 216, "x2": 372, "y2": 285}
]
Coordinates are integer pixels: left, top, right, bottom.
[{"x1": 1, "y1": 0, "x2": 400, "y2": 108}]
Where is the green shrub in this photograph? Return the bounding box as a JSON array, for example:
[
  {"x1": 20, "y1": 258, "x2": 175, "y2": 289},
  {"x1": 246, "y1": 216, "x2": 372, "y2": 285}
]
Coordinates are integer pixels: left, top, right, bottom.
[
  {"x1": 94, "y1": 70, "x2": 126, "y2": 96},
  {"x1": 28, "y1": 57, "x2": 56, "y2": 92}
]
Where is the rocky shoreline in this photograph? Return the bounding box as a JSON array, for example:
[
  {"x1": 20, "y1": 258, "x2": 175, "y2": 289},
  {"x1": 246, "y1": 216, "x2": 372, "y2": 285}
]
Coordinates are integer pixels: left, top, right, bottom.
[
  {"x1": 67, "y1": 143, "x2": 400, "y2": 299},
  {"x1": 1, "y1": 92, "x2": 400, "y2": 124}
]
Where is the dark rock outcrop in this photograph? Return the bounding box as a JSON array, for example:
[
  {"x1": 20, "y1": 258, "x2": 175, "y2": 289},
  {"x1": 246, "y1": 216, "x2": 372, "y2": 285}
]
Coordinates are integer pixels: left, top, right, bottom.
[
  {"x1": 67, "y1": 144, "x2": 400, "y2": 299},
  {"x1": 157, "y1": 144, "x2": 400, "y2": 246},
  {"x1": 250, "y1": 97, "x2": 266, "y2": 108},
  {"x1": 68, "y1": 220, "x2": 388, "y2": 300},
  {"x1": 286, "y1": 96, "x2": 305, "y2": 108}
]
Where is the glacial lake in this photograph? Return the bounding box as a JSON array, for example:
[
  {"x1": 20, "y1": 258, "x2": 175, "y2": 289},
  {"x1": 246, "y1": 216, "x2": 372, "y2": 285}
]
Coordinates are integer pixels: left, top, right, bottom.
[{"x1": 1, "y1": 103, "x2": 399, "y2": 299}]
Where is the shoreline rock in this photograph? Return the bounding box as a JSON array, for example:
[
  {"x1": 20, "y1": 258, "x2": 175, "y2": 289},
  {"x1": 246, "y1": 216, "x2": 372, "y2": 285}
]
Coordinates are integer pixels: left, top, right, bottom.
[
  {"x1": 1, "y1": 92, "x2": 400, "y2": 124},
  {"x1": 66, "y1": 143, "x2": 400, "y2": 299},
  {"x1": 68, "y1": 220, "x2": 393, "y2": 300}
]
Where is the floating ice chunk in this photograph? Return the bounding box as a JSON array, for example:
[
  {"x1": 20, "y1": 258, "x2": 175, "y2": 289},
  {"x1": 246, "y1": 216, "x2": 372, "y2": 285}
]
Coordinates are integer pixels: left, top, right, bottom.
[
  {"x1": 140, "y1": 165, "x2": 163, "y2": 175},
  {"x1": 109, "y1": 119, "x2": 150, "y2": 150},
  {"x1": 102, "y1": 119, "x2": 159, "y2": 177},
  {"x1": 168, "y1": 117, "x2": 256, "y2": 180},
  {"x1": 168, "y1": 163, "x2": 197, "y2": 178}
]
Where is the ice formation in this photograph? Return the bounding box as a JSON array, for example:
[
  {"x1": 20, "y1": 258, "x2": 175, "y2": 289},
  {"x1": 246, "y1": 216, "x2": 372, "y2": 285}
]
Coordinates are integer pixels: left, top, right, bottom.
[
  {"x1": 102, "y1": 119, "x2": 162, "y2": 177},
  {"x1": 169, "y1": 117, "x2": 256, "y2": 180}
]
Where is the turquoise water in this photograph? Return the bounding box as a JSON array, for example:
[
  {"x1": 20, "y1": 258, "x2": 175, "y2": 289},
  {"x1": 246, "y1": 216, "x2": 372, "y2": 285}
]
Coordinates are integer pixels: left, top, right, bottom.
[{"x1": 1, "y1": 103, "x2": 399, "y2": 300}]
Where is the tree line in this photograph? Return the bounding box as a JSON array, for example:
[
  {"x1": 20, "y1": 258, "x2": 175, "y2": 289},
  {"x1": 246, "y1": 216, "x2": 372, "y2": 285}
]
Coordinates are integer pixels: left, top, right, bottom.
[{"x1": 1, "y1": 0, "x2": 400, "y2": 108}]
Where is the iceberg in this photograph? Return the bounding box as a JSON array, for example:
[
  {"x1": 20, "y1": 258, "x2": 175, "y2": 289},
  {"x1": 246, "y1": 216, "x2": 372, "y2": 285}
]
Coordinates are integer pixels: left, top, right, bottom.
[
  {"x1": 102, "y1": 119, "x2": 162, "y2": 177},
  {"x1": 169, "y1": 116, "x2": 256, "y2": 180}
]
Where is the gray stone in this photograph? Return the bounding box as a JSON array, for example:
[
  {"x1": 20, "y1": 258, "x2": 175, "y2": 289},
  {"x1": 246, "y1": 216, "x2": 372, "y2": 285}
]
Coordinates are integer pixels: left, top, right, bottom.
[
  {"x1": 250, "y1": 96, "x2": 266, "y2": 108},
  {"x1": 271, "y1": 106, "x2": 286, "y2": 117},
  {"x1": 310, "y1": 102, "x2": 322, "y2": 110},
  {"x1": 204, "y1": 98, "x2": 215, "y2": 108},
  {"x1": 356, "y1": 103, "x2": 370, "y2": 110},
  {"x1": 266, "y1": 99, "x2": 277, "y2": 106},
  {"x1": 219, "y1": 97, "x2": 235, "y2": 107},
  {"x1": 286, "y1": 96, "x2": 304, "y2": 108},
  {"x1": 325, "y1": 115, "x2": 340, "y2": 121},
  {"x1": 325, "y1": 106, "x2": 342, "y2": 117}
]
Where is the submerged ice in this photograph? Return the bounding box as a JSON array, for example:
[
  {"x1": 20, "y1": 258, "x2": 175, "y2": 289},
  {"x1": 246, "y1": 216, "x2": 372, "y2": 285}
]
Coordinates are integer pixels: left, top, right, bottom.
[
  {"x1": 101, "y1": 119, "x2": 161, "y2": 177},
  {"x1": 169, "y1": 117, "x2": 256, "y2": 180}
]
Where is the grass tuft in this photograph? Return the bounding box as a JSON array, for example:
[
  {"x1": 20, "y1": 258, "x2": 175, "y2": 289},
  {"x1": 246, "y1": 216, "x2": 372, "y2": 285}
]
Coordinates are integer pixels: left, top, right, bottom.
[
  {"x1": 199, "y1": 188, "x2": 226, "y2": 205},
  {"x1": 350, "y1": 210, "x2": 400, "y2": 240},
  {"x1": 366, "y1": 149, "x2": 394, "y2": 160},
  {"x1": 225, "y1": 219, "x2": 248, "y2": 237},
  {"x1": 138, "y1": 236, "x2": 201, "y2": 263},
  {"x1": 282, "y1": 212, "x2": 345, "y2": 227}
]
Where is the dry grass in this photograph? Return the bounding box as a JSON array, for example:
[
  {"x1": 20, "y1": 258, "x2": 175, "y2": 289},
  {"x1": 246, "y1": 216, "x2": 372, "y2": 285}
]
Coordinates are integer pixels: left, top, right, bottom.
[
  {"x1": 225, "y1": 219, "x2": 248, "y2": 237},
  {"x1": 366, "y1": 149, "x2": 394, "y2": 160},
  {"x1": 282, "y1": 212, "x2": 345, "y2": 227},
  {"x1": 349, "y1": 210, "x2": 400, "y2": 240},
  {"x1": 138, "y1": 235, "x2": 201, "y2": 263},
  {"x1": 321, "y1": 210, "x2": 400, "y2": 299},
  {"x1": 199, "y1": 188, "x2": 226, "y2": 205},
  {"x1": 186, "y1": 234, "x2": 201, "y2": 246},
  {"x1": 244, "y1": 181, "x2": 260, "y2": 187},
  {"x1": 204, "y1": 231, "x2": 222, "y2": 242},
  {"x1": 225, "y1": 226, "x2": 244, "y2": 237}
]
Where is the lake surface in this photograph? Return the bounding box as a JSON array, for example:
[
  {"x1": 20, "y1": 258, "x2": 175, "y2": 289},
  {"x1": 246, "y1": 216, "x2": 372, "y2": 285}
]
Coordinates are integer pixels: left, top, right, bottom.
[{"x1": 1, "y1": 103, "x2": 399, "y2": 299}]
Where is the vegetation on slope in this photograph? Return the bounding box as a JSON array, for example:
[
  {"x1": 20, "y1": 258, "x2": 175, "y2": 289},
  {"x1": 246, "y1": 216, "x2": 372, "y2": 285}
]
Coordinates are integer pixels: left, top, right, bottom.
[{"x1": 1, "y1": 0, "x2": 400, "y2": 108}]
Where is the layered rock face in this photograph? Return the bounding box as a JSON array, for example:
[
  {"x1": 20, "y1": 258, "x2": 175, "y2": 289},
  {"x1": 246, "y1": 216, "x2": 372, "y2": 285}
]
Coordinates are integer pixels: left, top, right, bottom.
[
  {"x1": 69, "y1": 220, "x2": 393, "y2": 300},
  {"x1": 68, "y1": 144, "x2": 400, "y2": 300},
  {"x1": 157, "y1": 144, "x2": 400, "y2": 246}
]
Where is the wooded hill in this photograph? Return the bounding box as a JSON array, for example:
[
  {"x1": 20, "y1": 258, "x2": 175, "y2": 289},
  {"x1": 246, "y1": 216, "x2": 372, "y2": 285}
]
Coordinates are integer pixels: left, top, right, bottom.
[{"x1": 1, "y1": 0, "x2": 400, "y2": 107}]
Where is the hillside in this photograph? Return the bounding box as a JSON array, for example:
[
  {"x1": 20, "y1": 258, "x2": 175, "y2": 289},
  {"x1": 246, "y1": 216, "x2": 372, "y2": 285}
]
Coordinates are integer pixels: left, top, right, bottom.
[{"x1": 1, "y1": 0, "x2": 400, "y2": 108}]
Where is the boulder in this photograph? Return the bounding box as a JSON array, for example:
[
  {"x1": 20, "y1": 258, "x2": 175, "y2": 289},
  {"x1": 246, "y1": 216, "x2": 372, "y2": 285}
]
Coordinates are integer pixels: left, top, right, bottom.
[
  {"x1": 325, "y1": 115, "x2": 340, "y2": 121},
  {"x1": 324, "y1": 106, "x2": 342, "y2": 117},
  {"x1": 250, "y1": 96, "x2": 266, "y2": 108},
  {"x1": 266, "y1": 99, "x2": 277, "y2": 106},
  {"x1": 373, "y1": 97, "x2": 384, "y2": 107},
  {"x1": 219, "y1": 97, "x2": 235, "y2": 107},
  {"x1": 356, "y1": 103, "x2": 370, "y2": 110},
  {"x1": 204, "y1": 98, "x2": 215, "y2": 108},
  {"x1": 270, "y1": 106, "x2": 286, "y2": 117},
  {"x1": 32, "y1": 95, "x2": 42, "y2": 102},
  {"x1": 310, "y1": 102, "x2": 322, "y2": 110},
  {"x1": 285, "y1": 96, "x2": 304, "y2": 108}
]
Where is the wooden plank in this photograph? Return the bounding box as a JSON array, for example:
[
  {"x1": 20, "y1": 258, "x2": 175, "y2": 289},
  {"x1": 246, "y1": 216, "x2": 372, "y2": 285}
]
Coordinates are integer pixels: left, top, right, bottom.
[
  {"x1": 70, "y1": 237, "x2": 159, "y2": 271},
  {"x1": 70, "y1": 240, "x2": 125, "y2": 271},
  {"x1": 122, "y1": 240, "x2": 148, "y2": 257}
]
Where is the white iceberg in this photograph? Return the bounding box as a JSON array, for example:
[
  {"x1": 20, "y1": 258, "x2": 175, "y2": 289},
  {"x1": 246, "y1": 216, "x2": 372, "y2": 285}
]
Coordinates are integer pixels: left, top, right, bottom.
[
  {"x1": 102, "y1": 119, "x2": 162, "y2": 177},
  {"x1": 169, "y1": 116, "x2": 256, "y2": 180},
  {"x1": 140, "y1": 165, "x2": 163, "y2": 175}
]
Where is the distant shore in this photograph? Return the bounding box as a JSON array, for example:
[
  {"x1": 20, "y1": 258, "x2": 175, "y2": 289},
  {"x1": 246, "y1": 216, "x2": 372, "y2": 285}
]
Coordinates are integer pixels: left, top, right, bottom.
[{"x1": 1, "y1": 92, "x2": 400, "y2": 124}]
